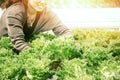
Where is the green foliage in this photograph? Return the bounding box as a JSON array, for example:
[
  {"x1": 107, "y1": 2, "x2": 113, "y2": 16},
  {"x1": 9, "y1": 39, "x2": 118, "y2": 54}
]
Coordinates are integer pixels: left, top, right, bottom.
[
  {"x1": 0, "y1": 37, "x2": 12, "y2": 49},
  {"x1": 0, "y1": 29, "x2": 120, "y2": 80}
]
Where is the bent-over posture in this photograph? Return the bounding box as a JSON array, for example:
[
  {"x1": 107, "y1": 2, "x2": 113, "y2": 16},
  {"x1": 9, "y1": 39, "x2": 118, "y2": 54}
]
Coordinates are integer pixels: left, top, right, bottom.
[{"x1": 0, "y1": 0, "x2": 71, "y2": 51}]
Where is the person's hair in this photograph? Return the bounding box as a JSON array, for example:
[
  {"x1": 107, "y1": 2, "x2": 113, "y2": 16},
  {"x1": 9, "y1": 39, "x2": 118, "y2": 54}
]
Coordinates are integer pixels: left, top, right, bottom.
[{"x1": 0, "y1": 0, "x2": 28, "y2": 9}]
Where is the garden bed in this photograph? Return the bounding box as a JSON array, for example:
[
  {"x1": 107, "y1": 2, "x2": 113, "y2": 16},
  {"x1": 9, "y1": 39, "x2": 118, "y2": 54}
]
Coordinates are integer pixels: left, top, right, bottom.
[{"x1": 0, "y1": 29, "x2": 120, "y2": 80}]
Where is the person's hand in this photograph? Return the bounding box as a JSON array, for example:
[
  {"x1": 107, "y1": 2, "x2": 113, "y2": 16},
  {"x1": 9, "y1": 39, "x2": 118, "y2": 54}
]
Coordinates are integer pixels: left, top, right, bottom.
[
  {"x1": 57, "y1": 32, "x2": 73, "y2": 41},
  {"x1": 57, "y1": 36, "x2": 66, "y2": 41},
  {"x1": 57, "y1": 34, "x2": 75, "y2": 45},
  {"x1": 61, "y1": 32, "x2": 72, "y2": 38}
]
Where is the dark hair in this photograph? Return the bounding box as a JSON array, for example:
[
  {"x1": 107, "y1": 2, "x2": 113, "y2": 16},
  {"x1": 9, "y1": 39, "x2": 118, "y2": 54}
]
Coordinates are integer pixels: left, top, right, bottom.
[{"x1": 0, "y1": 0, "x2": 28, "y2": 9}]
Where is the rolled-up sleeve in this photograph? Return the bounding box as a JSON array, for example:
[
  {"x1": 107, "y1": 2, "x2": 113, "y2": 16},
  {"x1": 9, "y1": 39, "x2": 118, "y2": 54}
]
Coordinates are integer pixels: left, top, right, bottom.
[{"x1": 7, "y1": 5, "x2": 30, "y2": 51}]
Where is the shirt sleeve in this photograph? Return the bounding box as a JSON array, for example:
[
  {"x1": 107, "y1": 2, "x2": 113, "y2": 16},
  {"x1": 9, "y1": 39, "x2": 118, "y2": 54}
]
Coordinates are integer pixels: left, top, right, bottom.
[
  {"x1": 41, "y1": 8, "x2": 71, "y2": 36},
  {"x1": 6, "y1": 5, "x2": 30, "y2": 51},
  {"x1": 51, "y1": 10, "x2": 71, "y2": 36}
]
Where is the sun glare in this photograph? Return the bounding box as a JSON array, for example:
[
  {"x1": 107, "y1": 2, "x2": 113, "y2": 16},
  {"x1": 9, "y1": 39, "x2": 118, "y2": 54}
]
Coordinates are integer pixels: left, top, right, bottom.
[
  {"x1": 0, "y1": 0, "x2": 120, "y2": 28},
  {"x1": 51, "y1": 0, "x2": 120, "y2": 29}
]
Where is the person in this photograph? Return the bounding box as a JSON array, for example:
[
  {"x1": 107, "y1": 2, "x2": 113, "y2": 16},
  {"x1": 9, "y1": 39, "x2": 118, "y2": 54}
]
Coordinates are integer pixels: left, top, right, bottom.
[{"x1": 0, "y1": 0, "x2": 71, "y2": 52}]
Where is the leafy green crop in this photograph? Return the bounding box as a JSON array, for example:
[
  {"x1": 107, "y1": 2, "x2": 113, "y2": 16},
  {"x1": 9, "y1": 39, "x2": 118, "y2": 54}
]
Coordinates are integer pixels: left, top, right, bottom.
[{"x1": 0, "y1": 29, "x2": 120, "y2": 80}]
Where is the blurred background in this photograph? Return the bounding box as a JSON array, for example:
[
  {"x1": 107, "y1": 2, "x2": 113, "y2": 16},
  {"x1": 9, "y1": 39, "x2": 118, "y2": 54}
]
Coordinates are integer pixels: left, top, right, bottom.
[
  {"x1": 47, "y1": 0, "x2": 120, "y2": 29},
  {"x1": 47, "y1": 0, "x2": 120, "y2": 8},
  {"x1": 1, "y1": 0, "x2": 120, "y2": 29}
]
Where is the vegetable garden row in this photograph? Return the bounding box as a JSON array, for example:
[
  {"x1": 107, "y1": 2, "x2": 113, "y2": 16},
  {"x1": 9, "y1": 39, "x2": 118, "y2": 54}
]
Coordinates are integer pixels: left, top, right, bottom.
[{"x1": 0, "y1": 29, "x2": 120, "y2": 80}]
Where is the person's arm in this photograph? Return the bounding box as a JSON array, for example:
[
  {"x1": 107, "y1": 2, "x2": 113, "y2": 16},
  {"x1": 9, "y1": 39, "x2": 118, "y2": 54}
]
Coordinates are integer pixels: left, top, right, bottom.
[
  {"x1": 51, "y1": 11, "x2": 71, "y2": 37},
  {"x1": 42, "y1": 8, "x2": 71, "y2": 37},
  {"x1": 6, "y1": 5, "x2": 30, "y2": 51}
]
